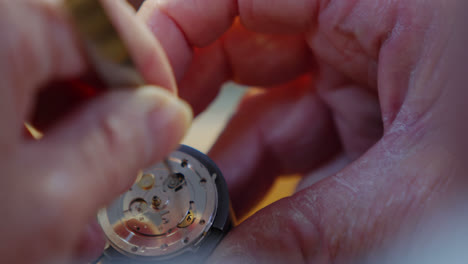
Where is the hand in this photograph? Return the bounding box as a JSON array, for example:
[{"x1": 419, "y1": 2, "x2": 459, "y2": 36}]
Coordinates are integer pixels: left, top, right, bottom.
[
  {"x1": 0, "y1": 0, "x2": 191, "y2": 263},
  {"x1": 138, "y1": 0, "x2": 468, "y2": 262}
]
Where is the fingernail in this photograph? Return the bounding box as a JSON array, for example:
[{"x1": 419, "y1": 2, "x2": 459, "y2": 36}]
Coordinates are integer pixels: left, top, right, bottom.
[{"x1": 133, "y1": 86, "x2": 193, "y2": 160}]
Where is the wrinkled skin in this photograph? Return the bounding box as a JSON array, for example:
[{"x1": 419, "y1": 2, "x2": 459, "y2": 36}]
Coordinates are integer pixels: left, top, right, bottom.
[
  {"x1": 136, "y1": 0, "x2": 468, "y2": 263},
  {"x1": 0, "y1": 0, "x2": 467, "y2": 263}
]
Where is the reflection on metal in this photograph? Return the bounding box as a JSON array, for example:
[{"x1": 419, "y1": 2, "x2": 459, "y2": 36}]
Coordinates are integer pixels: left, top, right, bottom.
[
  {"x1": 177, "y1": 210, "x2": 195, "y2": 228},
  {"x1": 138, "y1": 173, "x2": 155, "y2": 190},
  {"x1": 98, "y1": 150, "x2": 218, "y2": 258}
]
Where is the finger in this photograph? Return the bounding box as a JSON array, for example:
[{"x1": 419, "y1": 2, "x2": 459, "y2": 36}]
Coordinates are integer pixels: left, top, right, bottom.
[
  {"x1": 1, "y1": 0, "x2": 178, "y2": 145},
  {"x1": 100, "y1": 0, "x2": 176, "y2": 91},
  {"x1": 34, "y1": 87, "x2": 192, "y2": 209},
  {"x1": 209, "y1": 130, "x2": 451, "y2": 263},
  {"x1": 321, "y1": 85, "x2": 383, "y2": 159},
  {"x1": 177, "y1": 42, "x2": 229, "y2": 115},
  {"x1": 136, "y1": 0, "x2": 397, "y2": 84},
  {"x1": 0, "y1": 0, "x2": 85, "y2": 147},
  {"x1": 316, "y1": 63, "x2": 383, "y2": 160},
  {"x1": 30, "y1": 0, "x2": 179, "y2": 130},
  {"x1": 209, "y1": 76, "x2": 340, "y2": 217},
  {"x1": 222, "y1": 23, "x2": 313, "y2": 86},
  {"x1": 139, "y1": 0, "x2": 314, "y2": 49},
  {"x1": 18, "y1": 87, "x2": 191, "y2": 262},
  {"x1": 140, "y1": 0, "x2": 436, "y2": 126},
  {"x1": 138, "y1": 2, "x2": 313, "y2": 85},
  {"x1": 178, "y1": 23, "x2": 313, "y2": 114},
  {"x1": 279, "y1": 64, "x2": 383, "y2": 193},
  {"x1": 289, "y1": 64, "x2": 382, "y2": 191},
  {"x1": 139, "y1": 0, "x2": 236, "y2": 47}
]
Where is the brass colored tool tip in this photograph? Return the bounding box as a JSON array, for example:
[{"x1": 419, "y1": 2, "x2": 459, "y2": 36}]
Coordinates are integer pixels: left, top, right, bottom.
[{"x1": 64, "y1": 0, "x2": 144, "y2": 88}]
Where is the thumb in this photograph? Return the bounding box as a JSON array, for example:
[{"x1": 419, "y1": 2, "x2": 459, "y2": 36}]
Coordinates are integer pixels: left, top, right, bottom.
[
  {"x1": 208, "y1": 195, "x2": 319, "y2": 264},
  {"x1": 33, "y1": 86, "x2": 192, "y2": 210},
  {"x1": 19, "y1": 86, "x2": 192, "y2": 262}
]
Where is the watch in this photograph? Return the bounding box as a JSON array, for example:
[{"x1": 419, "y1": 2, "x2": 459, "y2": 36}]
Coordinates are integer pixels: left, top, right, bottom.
[{"x1": 94, "y1": 145, "x2": 232, "y2": 263}]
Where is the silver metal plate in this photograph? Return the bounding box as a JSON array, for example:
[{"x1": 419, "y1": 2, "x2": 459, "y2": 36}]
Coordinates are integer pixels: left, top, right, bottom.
[{"x1": 98, "y1": 149, "x2": 218, "y2": 259}]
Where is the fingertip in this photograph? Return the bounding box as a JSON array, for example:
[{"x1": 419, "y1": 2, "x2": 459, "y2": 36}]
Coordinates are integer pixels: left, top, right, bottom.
[
  {"x1": 140, "y1": 86, "x2": 193, "y2": 159},
  {"x1": 137, "y1": 85, "x2": 193, "y2": 130},
  {"x1": 103, "y1": 85, "x2": 193, "y2": 169},
  {"x1": 99, "y1": 0, "x2": 177, "y2": 92}
]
